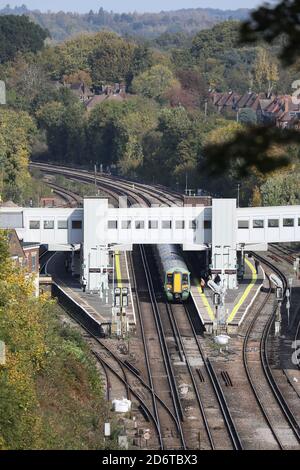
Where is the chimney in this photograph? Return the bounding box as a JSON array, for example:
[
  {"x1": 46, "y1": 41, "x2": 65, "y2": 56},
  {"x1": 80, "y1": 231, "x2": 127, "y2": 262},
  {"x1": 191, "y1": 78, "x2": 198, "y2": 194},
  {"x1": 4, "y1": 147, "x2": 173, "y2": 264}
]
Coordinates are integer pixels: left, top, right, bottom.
[{"x1": 284, "y1": 96, "x2": 289, "y2": 113}]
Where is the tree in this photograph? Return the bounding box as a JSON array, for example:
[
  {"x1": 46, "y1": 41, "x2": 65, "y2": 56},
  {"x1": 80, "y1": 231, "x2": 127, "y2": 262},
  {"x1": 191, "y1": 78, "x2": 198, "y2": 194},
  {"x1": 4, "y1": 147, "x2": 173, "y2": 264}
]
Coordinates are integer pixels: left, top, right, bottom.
[
  {"x1": 0, "y1": 15, "x2": 48, "y2": 63},
  {"x1": 191, "y1": 21, "x2": 240, "y2": 60},
  {"x1": 37, "y1": 91, "x2": 86, "y2": 164},
  {"x1": 86, "y1": 98, "x2": 158, "y2": 175},
  {"x1": 260, "y1": 172, "x2": 300, "y2": 206},
  {"x1": 254, "y1": 47, "x2": 279, "y2": 96},
  {"x1": 88, "y1": 32, "x2": 136, "y2": 85},
  {"x1": 0, "y1": 108, "x2": 36, "y2": 202},
  {"x1": 251, "y1": 186, "x2": 262, "y2": 206},
  {"x1": 240, "y1": 0, "x2": 300, "y2": 68},
  {"x1": 132, "y1": 65, "x2": 178, "y2": 102},
  {"x1": 154, "y1": 107, "x2": 200, "y2": 185},
  {"x1": 206, "y1": 0, "x2": 300, "y2": 176},
  {"x1": 63, "y1": 70, "x2": 92, "y2": 87},
  {"x1": 4, "y1": 54, "x2": 55, "y2": 113}
]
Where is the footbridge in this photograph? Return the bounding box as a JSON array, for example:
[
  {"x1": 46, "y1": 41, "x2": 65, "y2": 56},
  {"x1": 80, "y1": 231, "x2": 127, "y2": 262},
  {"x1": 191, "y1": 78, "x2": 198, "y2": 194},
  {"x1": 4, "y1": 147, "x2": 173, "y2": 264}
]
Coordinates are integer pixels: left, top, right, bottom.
[{"x1": 1, "y1": 197, "x2": 300, "y2": 291}]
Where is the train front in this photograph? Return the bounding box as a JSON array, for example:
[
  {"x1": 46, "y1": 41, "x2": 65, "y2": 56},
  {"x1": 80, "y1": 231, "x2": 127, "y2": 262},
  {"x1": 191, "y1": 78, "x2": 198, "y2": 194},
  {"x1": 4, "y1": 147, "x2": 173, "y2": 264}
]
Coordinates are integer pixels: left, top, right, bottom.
[{"x1": 165, "y1": 270, "x2": 190, "y2": 302}]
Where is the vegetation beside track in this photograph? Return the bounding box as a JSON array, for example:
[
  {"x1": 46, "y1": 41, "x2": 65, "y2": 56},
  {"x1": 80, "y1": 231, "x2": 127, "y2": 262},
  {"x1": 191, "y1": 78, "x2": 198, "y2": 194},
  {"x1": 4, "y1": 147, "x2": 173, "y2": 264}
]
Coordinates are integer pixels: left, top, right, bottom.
[{"x1": 0, "y1": 231, "x2": 117, "y2": 450}]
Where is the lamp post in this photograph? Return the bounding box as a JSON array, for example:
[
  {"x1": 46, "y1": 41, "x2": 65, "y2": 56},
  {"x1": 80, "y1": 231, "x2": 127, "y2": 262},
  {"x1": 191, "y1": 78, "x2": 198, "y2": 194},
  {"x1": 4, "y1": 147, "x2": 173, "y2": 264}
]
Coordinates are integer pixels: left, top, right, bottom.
[{"x1": 237, "y1": 183, "x2": 240, "y2": 208}]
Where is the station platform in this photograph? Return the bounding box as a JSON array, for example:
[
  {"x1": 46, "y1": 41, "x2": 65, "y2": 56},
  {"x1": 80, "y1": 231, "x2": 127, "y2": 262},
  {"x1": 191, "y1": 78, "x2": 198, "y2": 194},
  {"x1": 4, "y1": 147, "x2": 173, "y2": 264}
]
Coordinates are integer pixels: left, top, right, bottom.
[
  {"x1": 44, "y1": 251, "x2": 136, "y2": 329},
  {"x1": 190, "y1": 256, "x2": 264, "y2": 334}
]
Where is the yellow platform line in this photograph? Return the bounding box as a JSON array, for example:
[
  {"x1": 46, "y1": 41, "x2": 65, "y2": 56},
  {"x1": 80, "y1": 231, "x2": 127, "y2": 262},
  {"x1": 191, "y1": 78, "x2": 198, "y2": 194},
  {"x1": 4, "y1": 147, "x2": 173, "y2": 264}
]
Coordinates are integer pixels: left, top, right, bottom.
[
  {"x1": 227, "y1": 258, "x2": 257, "y2": 323},
  {"x1": 194, "y1": 278, "x2": 215, "y2": 321},
  {"x1": 115, "y1": 251, "x2": 123, "y2": 289}
]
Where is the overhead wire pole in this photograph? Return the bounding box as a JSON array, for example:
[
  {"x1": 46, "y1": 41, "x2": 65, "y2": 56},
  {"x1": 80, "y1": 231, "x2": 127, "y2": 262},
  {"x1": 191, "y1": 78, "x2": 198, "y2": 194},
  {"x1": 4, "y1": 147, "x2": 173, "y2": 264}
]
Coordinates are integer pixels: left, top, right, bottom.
[
  {"x1": 0, "y1": 81, "x2": 6, "y2": 202},
  {"x1": 94, "y1": 163, "x2": 97, "y2": 195},
  {"x1": 237, "y1": 183, "x2": 240, "y2": 208}
]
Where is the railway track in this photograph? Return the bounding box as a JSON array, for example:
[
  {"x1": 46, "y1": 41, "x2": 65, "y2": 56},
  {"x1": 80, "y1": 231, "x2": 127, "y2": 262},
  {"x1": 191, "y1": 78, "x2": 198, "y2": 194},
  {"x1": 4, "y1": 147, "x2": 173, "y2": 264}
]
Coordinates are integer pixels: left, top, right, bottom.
[
  {"x1": 243, "y1": 253, "x2": 300, "y2": 449},
  {"x1": 142, "y1": 244, "x2": 241, "y2": 450},
  {"x1": 33, "y1": 161, "x2": 260, "y2": 449},
  {"x1": 39, "y1": 170, "x2": 186, "y2": 448},
  {"x1": 51, "y1": 281, "x2": 185, "y2": 450},
  {"x1": 46, "y1": 182, "x2": 83, "y2": 207},
  {"x1": 137, "y1": 245, "x2": 186, "y2": 449},
  {"x1": 30, "y1": 162, "x2": 183, "y2": 208},
  {"x1": 41, "y1": 169, "x2": 222, "y2": 449}
]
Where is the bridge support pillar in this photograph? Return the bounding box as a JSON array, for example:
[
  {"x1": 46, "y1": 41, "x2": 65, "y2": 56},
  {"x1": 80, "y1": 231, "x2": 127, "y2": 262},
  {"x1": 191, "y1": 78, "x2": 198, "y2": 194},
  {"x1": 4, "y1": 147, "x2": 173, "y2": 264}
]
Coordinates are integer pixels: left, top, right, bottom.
[{"x1": 211, "y1": 199, "x2": 237, "y2": 290}]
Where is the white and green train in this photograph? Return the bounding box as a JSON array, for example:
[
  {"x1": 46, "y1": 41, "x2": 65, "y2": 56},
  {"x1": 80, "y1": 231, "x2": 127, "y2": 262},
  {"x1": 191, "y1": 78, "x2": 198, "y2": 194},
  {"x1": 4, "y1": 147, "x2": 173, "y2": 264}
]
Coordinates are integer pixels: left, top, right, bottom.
[{"x1": 154, "y1": 244, "x2": 191, "y2": 302}]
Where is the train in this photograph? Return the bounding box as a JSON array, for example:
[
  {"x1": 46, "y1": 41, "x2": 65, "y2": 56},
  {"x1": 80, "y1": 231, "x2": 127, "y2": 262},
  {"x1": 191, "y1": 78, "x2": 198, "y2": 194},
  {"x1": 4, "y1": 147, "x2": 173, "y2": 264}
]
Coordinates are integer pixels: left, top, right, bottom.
[{"x1": 154, "y1": 244, "x2": 191, "y2": 302}]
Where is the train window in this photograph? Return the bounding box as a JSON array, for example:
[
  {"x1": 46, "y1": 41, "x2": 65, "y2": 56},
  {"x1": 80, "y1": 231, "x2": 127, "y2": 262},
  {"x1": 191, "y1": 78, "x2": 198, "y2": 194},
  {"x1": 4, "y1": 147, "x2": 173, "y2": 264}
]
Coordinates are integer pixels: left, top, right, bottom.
[
  {"x1": 162, "y1": 220, "x2": 172, "y2": 229},
  {"x1": 204, "y1": 220, "x2": 212, "y2": 229},
  {"x1": 175, "y1": 220, "x2": 185, "y2": 229},
  {"x1": 107, "y1": 220, "x2": 117, "y2": 229},
  {"x1": 135, "y1": 220, "x2": 145, "y2": 229},
  {"x1": 253, "y1": 220, "x2": 264, "y2": 228},
  {"x1": 122, "y1": 220, "x2": 131, "y2": 229},
  {"x1": 44, "y1": 220, "x2": 54, "y2": 230},
  {"x1": 238, "y1": 220, "x2": 249, "y2": 229},
  {"x1": 182, "y1": 273, "x2": 189, "y2": 283},
  {"x1": 167, "y1": 273, "x2": 173, "y2": 283},
  {"x1": 149, "y1": 220, "x2": 158, "y2": 229},
  {"x1": 298, "y1": 218, "x2": 300, "y2": 226},
  {"x1": 189, "y1": 220, "x2": 197, "y2": 230},
  {"x1": 29, "y1": 221, "x2": 40, "y2": 230},
  {"x1": 268, "y1": 219, "x2": 279, "y2": 228},
  {"x1": 283, "y1": 218, "x2": 294, "y2": 227},
  {"x1": 72, "y1": 220, "x2": 82, "y2": 229},
  {"x1": 58, "y1": 220, "x2": 68, "y2": 229}
]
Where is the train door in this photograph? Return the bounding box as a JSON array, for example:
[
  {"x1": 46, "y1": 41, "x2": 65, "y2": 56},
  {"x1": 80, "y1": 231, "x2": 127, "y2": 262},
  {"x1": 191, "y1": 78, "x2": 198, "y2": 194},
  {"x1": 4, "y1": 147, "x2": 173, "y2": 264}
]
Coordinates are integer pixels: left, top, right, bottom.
[{"x1": 173, "y1": 272, "x2": 182, "y2": 294}]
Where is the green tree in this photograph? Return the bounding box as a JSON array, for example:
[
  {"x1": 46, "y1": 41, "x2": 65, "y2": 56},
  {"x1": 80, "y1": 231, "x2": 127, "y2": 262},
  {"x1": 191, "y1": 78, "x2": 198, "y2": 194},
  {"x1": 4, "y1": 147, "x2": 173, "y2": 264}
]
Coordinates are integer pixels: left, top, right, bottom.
[
  {"x1": 191, "y1": 21, "x2": 240, "y2": 60},
  {"x1": 86, "y1": 98, "x2": 158, "y2": 175},
  {"x1": 88, "y1": 31, "x2": 136, "y2": 85},
  {"x1": 254, "y1": 47, "x2": 279, "y2": 96},
  {"x1": 0, "y1": 15, "x2": 49, "y2": 63},
  {"x1": 132, "y1": 64, "x2": 178, "y2": 102},
  {"x1": 37, "y1": 90, "x2": 86, "y2": 164},
  {"x1": 0, "y1": 108, "x2": 36, "y2": 202},
  {"x1": 205, "y1": 0, "x2": 300, "y2": 176},
  {"x1": 260, "y1": 172, "x2": 300, "y2": 206}
]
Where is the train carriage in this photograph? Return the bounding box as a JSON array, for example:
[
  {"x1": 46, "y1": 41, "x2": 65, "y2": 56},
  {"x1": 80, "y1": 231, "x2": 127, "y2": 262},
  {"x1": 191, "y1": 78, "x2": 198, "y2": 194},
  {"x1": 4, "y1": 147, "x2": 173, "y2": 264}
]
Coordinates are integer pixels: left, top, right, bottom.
[{"x1": 154, "y1": 244, "x2": 191, "y2": 302}]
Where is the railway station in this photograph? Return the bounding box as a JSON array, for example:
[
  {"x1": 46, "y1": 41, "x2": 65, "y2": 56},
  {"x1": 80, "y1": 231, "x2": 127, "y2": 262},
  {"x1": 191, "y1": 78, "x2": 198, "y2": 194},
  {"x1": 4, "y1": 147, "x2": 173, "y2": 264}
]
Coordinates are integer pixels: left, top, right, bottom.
[
  {"x1": 1, "y1": 162, "x2": 300, "y2": 452},
  {"x1": 1, "y1": 194, "x2": 300, "y2": 334}
]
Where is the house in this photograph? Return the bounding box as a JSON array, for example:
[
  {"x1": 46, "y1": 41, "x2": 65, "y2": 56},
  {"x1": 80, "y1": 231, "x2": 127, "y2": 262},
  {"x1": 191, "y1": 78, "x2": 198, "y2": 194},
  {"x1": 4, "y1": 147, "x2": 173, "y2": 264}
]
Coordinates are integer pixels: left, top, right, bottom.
[
  {"x1": 67, "y1": 82, "x2": 93, "y2": 102},
  {"x1": 85, "y1": 83, "x2": 130, "y2": 111},
  {"x1": 7, "y1": 229, "x2": 25, "y2": 268},
  {"x1": 209, "y1": 90, "x2": 300, "y2": 130},
  {"x1": 6, "y1": 230, "x2": 40, "y2": 297}
]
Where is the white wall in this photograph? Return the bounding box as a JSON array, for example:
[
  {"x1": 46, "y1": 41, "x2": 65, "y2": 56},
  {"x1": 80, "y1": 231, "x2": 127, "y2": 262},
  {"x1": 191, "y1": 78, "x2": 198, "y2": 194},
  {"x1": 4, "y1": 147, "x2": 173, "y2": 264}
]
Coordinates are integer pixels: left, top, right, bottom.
[
  {"x1": 237, "y1": 206, "x2": 300, "y2": 245},
  {"x1": 212, "y1": 199, "x2": 237, "y2": 289},
  {"x1": 0, "y1": 207, "x2": 83, "y2": 245}
]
